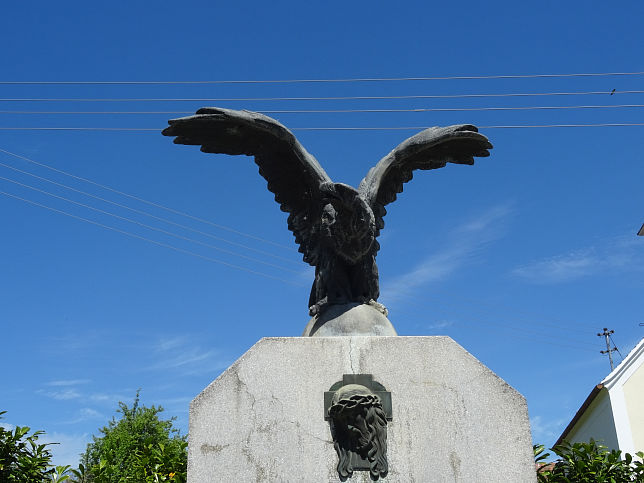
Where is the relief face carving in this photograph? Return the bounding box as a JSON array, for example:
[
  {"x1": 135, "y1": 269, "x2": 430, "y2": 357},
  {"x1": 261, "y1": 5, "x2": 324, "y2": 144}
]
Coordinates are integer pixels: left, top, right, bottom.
[{"x1": 326, "y1": 377, "x2": 390, "y2": 481}]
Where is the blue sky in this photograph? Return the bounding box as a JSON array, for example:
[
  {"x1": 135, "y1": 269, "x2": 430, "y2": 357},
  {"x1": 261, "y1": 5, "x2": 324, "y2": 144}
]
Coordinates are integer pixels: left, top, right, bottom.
[{"x1": 1, "y1": 0, "x2": 643, "y2": 466}]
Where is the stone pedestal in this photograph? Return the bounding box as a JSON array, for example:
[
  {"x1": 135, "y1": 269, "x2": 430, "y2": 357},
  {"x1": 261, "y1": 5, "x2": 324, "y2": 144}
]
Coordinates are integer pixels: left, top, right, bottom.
[{"x1": 189, "y1": 337, "x2": 536, "y2": 482}]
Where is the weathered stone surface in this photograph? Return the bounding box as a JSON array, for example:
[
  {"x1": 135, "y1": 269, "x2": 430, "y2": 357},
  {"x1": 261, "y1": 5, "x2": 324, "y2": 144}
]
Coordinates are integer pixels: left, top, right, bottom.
[
  {"x1": 189, "y1": 337, "x2": 536, "y2": 482},
  {"x1": 302, "y1": 303, "x2": 397, "y2": 336}
]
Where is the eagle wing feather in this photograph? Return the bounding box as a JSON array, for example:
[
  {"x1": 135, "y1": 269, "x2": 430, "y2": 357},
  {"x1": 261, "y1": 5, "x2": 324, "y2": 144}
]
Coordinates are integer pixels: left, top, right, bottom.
[
  {"x1": 162, "y1": 107, "x2": 332, "y2": 265},
  {"x1": 358, "y1": 125, "x2": 492, "y2": 240}
]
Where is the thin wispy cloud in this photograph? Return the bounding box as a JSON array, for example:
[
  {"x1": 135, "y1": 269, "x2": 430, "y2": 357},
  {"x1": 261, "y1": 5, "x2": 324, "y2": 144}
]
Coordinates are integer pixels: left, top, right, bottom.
[
  {"x1": 512, "y1": 235, "x2": 644, "y2": 284},
  {"x1": 530, "y1": 415, "x2": 567, "y2": 445},
  {"x1": 38, "y1": 388, "x2": 82, "y2": 401},
  {"x1": 49, "y1": 331, "x2": 106, "y2": 352},
  {"x1": 88, "y1": 392, "x2": 132, "y2": 405},
  {"x1": 425, "y1": 319, "x2": 455, "y2": 330},
  {"x1": 46, "y1": 379, "x2": 91, "y2": 387},
  {"x1": 147, "y1": 336, "x2": 230, "y2": 375},
  {"x1": 155, "y1": 336, "x2": 191, "y2": 352},
  {"x1": 382, "y1": 203, "x2": 513, "y2": 303},
  {"x1": 64, "y1": 408, "x2": 105, "y2": 424},
  {"x1": 148, "y1": 348, "x2": 217, "y2": 371},
  {"x1": 38, "y1": 384, "x2": 131, "y2": 407}
]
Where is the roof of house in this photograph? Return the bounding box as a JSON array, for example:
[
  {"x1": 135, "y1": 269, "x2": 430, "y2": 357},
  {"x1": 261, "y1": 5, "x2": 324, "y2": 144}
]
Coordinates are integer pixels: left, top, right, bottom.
[{"x1": 555, "y1": 337, "x2": 644, "y2": 446}]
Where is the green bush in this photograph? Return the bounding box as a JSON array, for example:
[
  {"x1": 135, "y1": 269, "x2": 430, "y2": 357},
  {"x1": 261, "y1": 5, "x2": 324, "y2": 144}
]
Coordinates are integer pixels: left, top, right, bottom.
[
  {"x1": 535, "y1": 439, "x2": 644, "y2": 482},
  {"x1": 80, "y1": 392, "x2": 187, "y2": 482}
]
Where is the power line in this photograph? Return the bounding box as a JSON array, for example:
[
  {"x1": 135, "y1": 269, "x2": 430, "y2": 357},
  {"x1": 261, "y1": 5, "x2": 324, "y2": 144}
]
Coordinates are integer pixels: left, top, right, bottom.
[
  {"x1": 0, "y1": 175, "x2": 300, "y2": 274},
  {"x1": 295, "y1": 123, "x2": 644, "y2": 130},
  {"x1": 0, "y1": 148, "x2": 296, "y2": 251},
  {"x1": 3, "y1": 123, "x2": 644, "y2": 131},
  {"x1": 389, "y1": 292, "x2": 598, "y2": 349},
  {"x1": 608, "y1": 334, "x2": 624, "y2": 359},
  {"x1": 1, "y1": 70, "x2": 643, "y2": 84},
  {"x1": 0, "y1": 190, "x2": 306, "y2": 287},
  {"x1": 0, "y1": 161, "x2": 300, "y2": 266},
  {"x1": 389, "y1": 291, "x2": 596, "y2": 337},
  {"x1": 1, "y1": 90, "x2": 643, "y2": 102},
  {"x1": 0, "y1": 174, "x2": 607, "y2": 352},
  {"x1": 0, "y1": 127, "x2": 158, "y2": 131},
  {"x1": 3, "y1": 104, "x2": 644, "y2": 115},
  {"x1": 392, "y1": 301, "x2": 597, "y2": 353}
]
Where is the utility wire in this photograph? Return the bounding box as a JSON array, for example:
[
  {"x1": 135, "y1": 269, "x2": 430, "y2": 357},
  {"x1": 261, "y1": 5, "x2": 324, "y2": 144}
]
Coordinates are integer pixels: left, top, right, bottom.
[
  {"x1": 389, "y1": 291, "x2": 596, "y2": 337},
  {"x1": 296, "y1": 123, "x2": 644, "y2": 130},
  {"x1": 0, "y1": 148, "x2": 296, "y2": 251},
  {"x1": 1, "y1": 90, "x2": 643, "y2": 102},
  {"x1": 3, "y1": 173, "x2": 595, "y2": 349},
  {"x1": 609, "y1": 334, "x2": 624, "y2": 359},
  {"x1": 0, "y1": 175, "x2": 300, "y2": 274},
  {"x1": 421, "y1": 290, "x2": 596, "y2": 334},
  {"x1": 2, "y1": 123, "x2": 644, "y2": 131},
  {"x1": 390, "y1": 293, "x2": 598, "y2": 350},
  {"x1": 3, "y1": 104, "x2": 644, "y2": 115},
  {"x1": 1, "y1": 70, "x2": 643, "y2": 84},
  {"x1": 0, "y1": 161, "x2": 300, "y2": 266},
  {"x1": 0, "y1": 176, "x2": 603, "y2": 351},
  {"x1": 0, "y1": 190, "x2": 306, "y2": 286},
  {"x1": 394, "y1": 302, "x2": 597, "y2": 353}
]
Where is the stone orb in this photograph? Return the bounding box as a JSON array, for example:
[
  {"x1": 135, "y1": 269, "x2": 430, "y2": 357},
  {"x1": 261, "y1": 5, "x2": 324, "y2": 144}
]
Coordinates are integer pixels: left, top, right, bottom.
[{"x1": 302, "y1": 302, "x2": 397, "y2": 337}]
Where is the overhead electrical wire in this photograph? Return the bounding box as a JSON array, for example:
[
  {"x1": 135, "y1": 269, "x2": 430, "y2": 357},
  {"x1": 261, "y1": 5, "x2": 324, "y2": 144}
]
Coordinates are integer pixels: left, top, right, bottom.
[
  {"x1": 0, "y1": 161, "x2": 300, "y2": 266},
  {"x1": 0, "y1": 70, "x2": 643, "y2": 84},
  {"x1": 2, "y1": 104, "x2": 644, "y2": 115},
  {"x1": 390, "y1": 291, "x2": 597, "y2": 337},
  {"x1": 2, "y1": 72, "x2": 640, "y2": 349},
  {"x1": 390, "y1": 293, "x2": 598, "y2": 350},
  {"x1": 394, "y1": 303, "x2": 598, "y2": 353},
  {"x1": 1, "y1": 123, "x2": 644, "y2": 131},
  {"x1": 2, "y1": 169, "x2": 598, "y2": 349},
  {"x1": 0, "y1": 165, "x2": 601, "y2": 346},
  {"x1": 0, "y1": 190, "x2": 306, "y2": 286},
  {"x1": 0, "y1": 158, "x2": 620, "y2": 340},
  {"x1": 472, "y1": 328, "x2": 598, "y2": 353},
  {"x1": 0, "y1": 171, "x2": 603, "y2": 350},
  {"x1": 0, "y1": 185, "x2": 610, "y2": 352},
  {"x1": 0, "y1": 175, "x2": 300, "y2": 274},
  {"x1": 608, "y1": 334, "x2": 624, "y2": 360},
  {"x1": 1, "y1": 89, "x2": 643, "y2": 103},
  {"x1": 0, "y1": 148, "x2": 296, "y2": 251},
  {"x1": 291, "y1": 123, "x2": 644, "y2": 130}
]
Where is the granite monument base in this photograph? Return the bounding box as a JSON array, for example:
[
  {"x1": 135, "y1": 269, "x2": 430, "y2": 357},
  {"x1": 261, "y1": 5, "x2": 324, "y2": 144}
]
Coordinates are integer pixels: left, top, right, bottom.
[{"x1": 189, "y1": 336, "x2": 536, "y2": 482}]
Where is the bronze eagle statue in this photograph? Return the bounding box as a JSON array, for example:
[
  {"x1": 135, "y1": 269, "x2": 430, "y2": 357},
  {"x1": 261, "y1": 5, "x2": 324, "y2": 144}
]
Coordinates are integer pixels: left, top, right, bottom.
[{"x1": 163, "y1": 108, "x2": 492, "y2": 317}]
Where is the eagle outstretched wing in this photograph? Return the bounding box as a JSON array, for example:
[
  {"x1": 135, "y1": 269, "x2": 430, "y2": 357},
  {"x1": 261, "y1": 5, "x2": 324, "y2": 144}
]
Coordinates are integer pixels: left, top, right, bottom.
[
  {"x1": 357, "y1": 125, "x2": 492, "y2": 239},
  {"x1": 162, "y1": 107, "x2": 332, "y2": 265}
]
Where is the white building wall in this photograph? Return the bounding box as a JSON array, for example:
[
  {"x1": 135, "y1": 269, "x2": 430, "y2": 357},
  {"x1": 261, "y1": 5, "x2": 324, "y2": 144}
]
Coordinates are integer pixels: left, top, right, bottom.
[
  {"x1": 565, "y1": 389, "x2": 619, "y2": 450},
  {"x1": 622, "y1": 360, "x2": 644, "y2": 453}
]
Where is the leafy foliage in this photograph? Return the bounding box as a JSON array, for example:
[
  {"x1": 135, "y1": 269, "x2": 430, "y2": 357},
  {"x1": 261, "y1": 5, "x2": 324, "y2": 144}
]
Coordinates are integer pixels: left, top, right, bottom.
[
  {"x1": 0, "y1": 410, "x2": 71, "y2": 482},
  {"x1": 80, "y1": 392, "x2": 187, "y2": 482},
  {"x1": 535, "y1": 440, "x2": 644, "y2": 482},
  {"x1": 534, "y1": 444, "x2": 552, "y2": 483}
]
